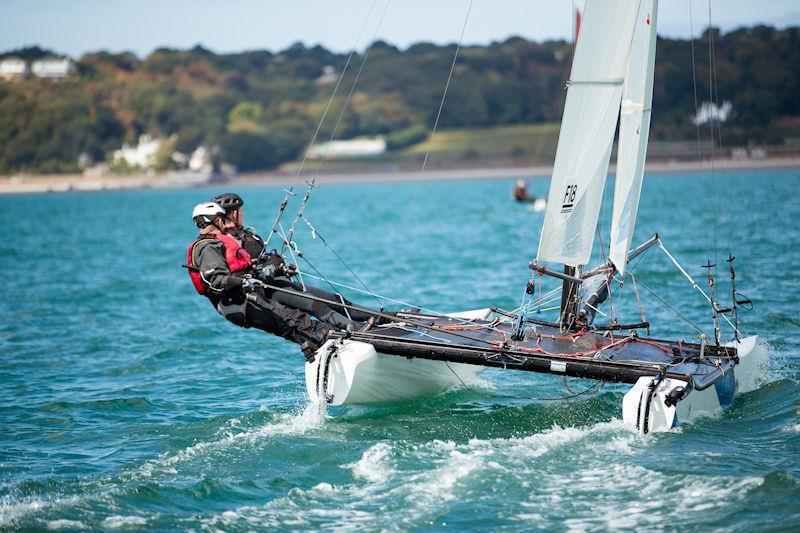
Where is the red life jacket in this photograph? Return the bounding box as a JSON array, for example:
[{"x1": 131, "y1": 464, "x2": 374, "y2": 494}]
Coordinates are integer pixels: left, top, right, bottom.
[{"x1": 186, "y1": 233, "x2": 253, "y2": 295}]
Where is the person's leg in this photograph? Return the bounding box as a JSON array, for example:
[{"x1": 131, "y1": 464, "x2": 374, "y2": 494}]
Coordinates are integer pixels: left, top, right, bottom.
[
  {"x1": 266, "y1": 276, "x2": 377, "y2": 322},
  {"x1": 269, "y1": 285, "x2": 362, "y2": 330},
  {"x1": 244, "y1": 292, "x2": 332, "y2": 349},
  {"x1": 300, "y1": 284, "x2": 376, "y2": 322}
]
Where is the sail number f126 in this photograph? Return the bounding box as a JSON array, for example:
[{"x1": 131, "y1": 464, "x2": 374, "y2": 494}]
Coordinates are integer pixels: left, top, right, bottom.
[{"x1": 561, "y1": 184, "x2": 577, "y2": 213}]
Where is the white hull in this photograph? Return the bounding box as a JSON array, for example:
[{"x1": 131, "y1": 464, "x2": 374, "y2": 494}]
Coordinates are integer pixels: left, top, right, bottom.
[
  {"x1": 622, "y1": 335, "x2": 761, "y2": 433},
  {"x1": 305, "y1": 339, "x2": 483, "y2": 405},
  {"x1": 305, "y1": 308, "x2": 488, "y2": 405}
]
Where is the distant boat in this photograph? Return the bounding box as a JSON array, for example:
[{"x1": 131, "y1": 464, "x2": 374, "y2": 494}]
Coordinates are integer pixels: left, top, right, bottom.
[
  {"x1": 511, "y1": 179, "x2": 547, "y2": 211},
  {"x1": 303, "y1": 0, "x2": 759, "y2": 434}
]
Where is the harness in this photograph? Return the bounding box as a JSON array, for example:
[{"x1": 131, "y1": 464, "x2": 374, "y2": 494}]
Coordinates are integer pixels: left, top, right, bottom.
[{"x1": 228, "y1": 227, "x2": 266, "y2": 258}]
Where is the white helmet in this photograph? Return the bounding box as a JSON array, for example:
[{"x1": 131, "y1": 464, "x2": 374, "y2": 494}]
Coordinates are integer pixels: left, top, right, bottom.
[{"x1": 192, "y1": 202, "x2": 225, "y2": 228}]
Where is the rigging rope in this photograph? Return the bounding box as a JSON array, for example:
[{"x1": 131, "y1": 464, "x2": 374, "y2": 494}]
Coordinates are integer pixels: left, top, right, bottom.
[
  {"x1": 688, "y1": 0, "x2": 706, "y2": 216},
  {"x1": 277, "y1": 222, "x2": 306, "y2": 290},
  {"x1": 410, "y1": 0, "x2": 475, "y2": 209},
  {"x1": 628, "y1": 273, "x2": 649, "y2": 335},
  {"x1": 595, "y1": 224, "x2": 615, "y2": 330},
  {"x1": 278, "y1": 1, "x2": 391, "y2": 305},
  {"x1": 302, "y1": 217, "x2": 384, "y2": 309},
  {"x1": 690, "y1": 1, "x2": 737, "y2": 342},
  {"x1": 275, "y1": 223, "x2": 357, "y2": 318},
  {"x1": 310, "y1": 0, "x2": 393, "y2": 179},
  {"x1": 299, "y1": 270, "x2": 520, "y2": 336},
  {"x1": 707, "y1": 0, "x2": 720, "y2": 267},
  {"x1": 657, "y1": 239, "x2": 740, "y2": 336},
  {"x1": 298, "y1": 266, "x2": 503, "y2": 326},
  {"x1": 264, "y1": 0, "x2": 380, "y2": 248},
  {"x1": 634, "y1": 277, "x2": 705, "y2": 336},
  {"x1": 283, "y1": 0, "x2": 393, "y2": 250}
]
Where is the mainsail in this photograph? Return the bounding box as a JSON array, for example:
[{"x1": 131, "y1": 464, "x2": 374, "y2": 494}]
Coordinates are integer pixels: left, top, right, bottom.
[
  {"x1": 609, "y1": 0, "x2": 659, "y2": 275},
  {"x1": 537, "y1": 0, "x2": 642, "y2": 266}
]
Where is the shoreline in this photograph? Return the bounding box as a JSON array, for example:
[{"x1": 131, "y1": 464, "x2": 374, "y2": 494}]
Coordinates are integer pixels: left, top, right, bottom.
[{"x1": 2, "y1": 156, "x2": 799, "y2": 195}]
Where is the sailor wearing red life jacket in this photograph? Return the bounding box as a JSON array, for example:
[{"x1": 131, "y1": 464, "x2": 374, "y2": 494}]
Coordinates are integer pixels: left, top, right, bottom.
[{"x1": 185, "y1": 202, "x2": 333, "y2": 356}]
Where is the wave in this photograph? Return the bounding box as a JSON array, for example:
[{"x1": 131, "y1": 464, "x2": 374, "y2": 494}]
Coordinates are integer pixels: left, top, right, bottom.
[
  {"x1": 46, "y1": 519, "x2": 87, "y2": 530},
  {"x1": 1, "y1": 402, "x2": 324, "y2": 528},
  {"x1": 0, "y1": 493, "x2": 83, "y2": 529},
  {"x1": 133, "y1": 402, "x2": 325, "y2": 481},
  {"x1": 346, "y1": 442, "x2": 394, "y2": 484},
  {"x1": 4, "y1": 337, "x2": 792, "y2": 530},
  {"x1": 196, "y1": 415, "x2": 779, "y2": 530},
  {"x1": 101, "y1": 515, "x2": 148, "y2": 528},
  {"x1": 199, "y1": 419, "x2": 637, "y2": 529},
  {"x1": 38, "y1": 396, "x2": 156, "y2": 413}
]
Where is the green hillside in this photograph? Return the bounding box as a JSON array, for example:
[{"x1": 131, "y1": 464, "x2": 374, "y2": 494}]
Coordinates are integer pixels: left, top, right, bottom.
[
  {"x1": 0, "y1": 25, "x2": 798, "y2": 174},
  {"x1": 405, "y1": 123, "x2": 559, "y2": 160}
]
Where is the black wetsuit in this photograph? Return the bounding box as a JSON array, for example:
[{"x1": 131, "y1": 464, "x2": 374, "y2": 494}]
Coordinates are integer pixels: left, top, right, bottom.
[
  {"x1": 192, "y1": 237, "x2": 332, "y2": 349},
  {"x1": 227, "y1": 226, "x2": 375, "y2": 329}
]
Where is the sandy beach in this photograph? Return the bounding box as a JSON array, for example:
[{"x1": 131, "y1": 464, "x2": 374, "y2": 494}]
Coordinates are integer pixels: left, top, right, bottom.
[{"x1": 2, "y1": 156, "x2": 799, "y2": 195}]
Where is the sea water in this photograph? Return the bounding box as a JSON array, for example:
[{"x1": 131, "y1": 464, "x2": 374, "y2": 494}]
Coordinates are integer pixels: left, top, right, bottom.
[{"x1": 1, "y1": 169, "x2": 799, "y2": 530}]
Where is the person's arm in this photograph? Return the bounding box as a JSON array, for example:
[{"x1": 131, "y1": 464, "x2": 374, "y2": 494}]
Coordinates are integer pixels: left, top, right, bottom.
[{"x1": 193, "y1": 240, "x2": 245, "y2": 293}]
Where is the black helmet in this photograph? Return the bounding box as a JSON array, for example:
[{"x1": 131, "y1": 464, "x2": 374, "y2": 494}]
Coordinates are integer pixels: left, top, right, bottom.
[{"x1": 211, "y1": 192, "x2": 243, "y2": 213}]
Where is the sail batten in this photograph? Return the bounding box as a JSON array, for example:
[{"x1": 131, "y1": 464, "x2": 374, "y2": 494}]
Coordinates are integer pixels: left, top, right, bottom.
[
  {"x1": 609, "y1": 0, "x2": 659, "y2": 275},
  {"x1": 568, "y1": 78, "x2": 625, "y2": 85},
  {"x1": 537, "y1": 0, "x2": 642, "y2": 267}
]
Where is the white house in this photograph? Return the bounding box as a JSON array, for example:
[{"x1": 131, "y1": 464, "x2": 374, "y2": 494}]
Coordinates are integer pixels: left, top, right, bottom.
[
  {"x1": 31, "y1": 58, "x2": 74, "y2": 80},
  {"x1": 113, "y1": 135, "x2": 163, "y2": 168},
  {"x1": 692, "y1": 100, "x2": 732, "y2": 126},
  {"x1": 307, "y1": 138, "x2": 387, "y2": 159},
  {"x1": 188, "y1": 145, "x2": 212, "y2": 173},
  {"x1": 0, "y1": 58, "x2": 27, "y2": 80},
  {"x1": 316, "y1": 65, "x2": 338, "y2": 85}
]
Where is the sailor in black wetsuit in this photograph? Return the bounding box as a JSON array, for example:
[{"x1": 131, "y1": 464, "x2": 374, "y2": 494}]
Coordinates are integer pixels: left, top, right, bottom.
[
  {"x1": 186, "y1": 202, "x2": 333, "y2": 356},
  {"x1": 210, "y1": 192, "x2": 375, "y2": 330}
]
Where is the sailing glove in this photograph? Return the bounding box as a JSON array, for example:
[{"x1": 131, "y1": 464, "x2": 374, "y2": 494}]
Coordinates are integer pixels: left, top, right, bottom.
[
  {"x1": 255, "y1": 263, "x2": 280, "y2": 281},
  {"x1": 241, "y1": 276, "x2": 263, "y2": 293}
]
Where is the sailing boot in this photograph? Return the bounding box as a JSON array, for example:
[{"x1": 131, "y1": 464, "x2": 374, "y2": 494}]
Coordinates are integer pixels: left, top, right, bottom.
[{"x1": 300, "y1": 341, "x2": 317, "y2": 363}]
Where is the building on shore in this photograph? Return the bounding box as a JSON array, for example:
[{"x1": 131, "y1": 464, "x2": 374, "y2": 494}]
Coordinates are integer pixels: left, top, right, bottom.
[
  {"x1": 0, "y1": 57, "x2": 27, "y2": 80},
  {"x1": 306, "y1": 138, "x2": 387, "y2": 159},
  {"x1": 112, "y1": 135, "x2": 163, "y2": 169},
  {"x1": 316, "y1": 65, "x2": 338, "y2": 85},
  {"x1": 31, "y1": 58, "x2": 74, "y2": 80}
]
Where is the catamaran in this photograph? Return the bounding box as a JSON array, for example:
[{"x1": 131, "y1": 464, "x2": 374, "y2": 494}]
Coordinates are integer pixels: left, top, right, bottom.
[{"x1": 294, "y1": 0, "x2": 762, "y2": 434}]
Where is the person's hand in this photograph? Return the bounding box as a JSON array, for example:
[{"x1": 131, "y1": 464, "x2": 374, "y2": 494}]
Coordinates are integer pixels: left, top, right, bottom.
[
  {"x1": 255, "y1": 263, "x2": 279, "y2": 280},
  {"x1": 241, "y1": 276, "x2": 263, "y2": 293},
  {"x1": 285, "y1": 264, "x2": 298, "y2": 277}
]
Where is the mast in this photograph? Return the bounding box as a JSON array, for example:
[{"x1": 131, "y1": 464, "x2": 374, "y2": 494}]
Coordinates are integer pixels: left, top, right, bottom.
[{"x1": 559, "y1": 265, "x2": 581, "y2": 329}]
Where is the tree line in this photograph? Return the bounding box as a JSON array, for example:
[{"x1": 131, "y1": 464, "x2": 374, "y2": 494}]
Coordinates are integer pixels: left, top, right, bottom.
[{"x1": 0, "y1": 25, "x2": 797, "y2": 174}]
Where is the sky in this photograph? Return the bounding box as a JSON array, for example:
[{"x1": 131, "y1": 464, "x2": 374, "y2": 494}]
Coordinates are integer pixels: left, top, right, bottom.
[{"x1": 2, "y1": 0, "x2": 799, "y2": 58}]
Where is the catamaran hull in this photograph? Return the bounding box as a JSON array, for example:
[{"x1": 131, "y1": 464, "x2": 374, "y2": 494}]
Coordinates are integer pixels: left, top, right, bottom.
[
  {"x1": 622, "y1": 335, "x2": 760, "y2": 433},
  {"x1": 305, "y1": 308, "x2": 488, "y2": 405},
  {"x1": 305, "y1": 339, "x2": 483, "y2": 405}
]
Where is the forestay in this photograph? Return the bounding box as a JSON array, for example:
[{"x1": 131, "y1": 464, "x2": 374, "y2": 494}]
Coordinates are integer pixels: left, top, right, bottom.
[
  {"x1": 609, "y1": 0, "x2": 659, "y2": 275},
  {"x1": 537, "y1": 0, "x2": 641, "y2": 266}
]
